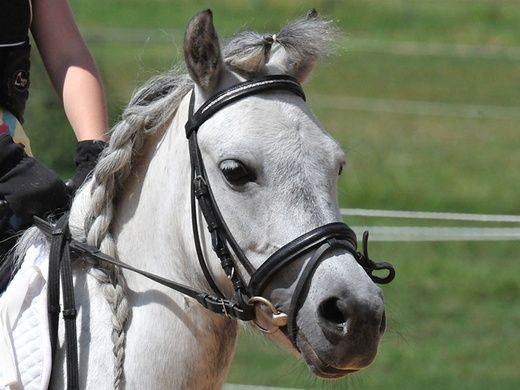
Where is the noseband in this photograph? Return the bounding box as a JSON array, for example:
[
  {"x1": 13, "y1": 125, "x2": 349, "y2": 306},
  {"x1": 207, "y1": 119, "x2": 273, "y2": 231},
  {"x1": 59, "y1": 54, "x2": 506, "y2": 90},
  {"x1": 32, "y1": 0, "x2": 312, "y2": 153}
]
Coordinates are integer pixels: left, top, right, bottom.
[{"x1": 185, "y1": 75, "x2": 395, "y2": 342}]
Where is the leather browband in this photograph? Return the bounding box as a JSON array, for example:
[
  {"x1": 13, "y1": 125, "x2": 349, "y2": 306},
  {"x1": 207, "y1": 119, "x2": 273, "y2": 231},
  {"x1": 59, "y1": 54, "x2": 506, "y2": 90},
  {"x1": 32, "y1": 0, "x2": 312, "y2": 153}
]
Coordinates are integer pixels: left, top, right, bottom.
[{"x1": 185, "y1": 75, "x2": 306, "y2": 138}]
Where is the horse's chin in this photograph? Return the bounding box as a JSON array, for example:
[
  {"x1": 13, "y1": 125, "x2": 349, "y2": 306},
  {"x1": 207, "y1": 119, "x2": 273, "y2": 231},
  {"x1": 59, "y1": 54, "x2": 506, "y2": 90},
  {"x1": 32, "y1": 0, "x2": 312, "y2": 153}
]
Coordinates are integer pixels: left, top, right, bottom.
[{"x1": 297, "y1": 333, "x2": 366, "y2": 379}]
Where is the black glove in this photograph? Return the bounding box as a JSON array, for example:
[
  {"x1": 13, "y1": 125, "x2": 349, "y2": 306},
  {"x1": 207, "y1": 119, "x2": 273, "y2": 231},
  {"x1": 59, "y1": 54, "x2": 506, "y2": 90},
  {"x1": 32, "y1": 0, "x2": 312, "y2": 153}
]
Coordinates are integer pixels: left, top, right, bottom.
[
  {"x1": 0, "y1": 134, "x2": 69, "y2": 229},
  {"x1": 68, "y1": 140, "x2": 107, "y2": 194}
]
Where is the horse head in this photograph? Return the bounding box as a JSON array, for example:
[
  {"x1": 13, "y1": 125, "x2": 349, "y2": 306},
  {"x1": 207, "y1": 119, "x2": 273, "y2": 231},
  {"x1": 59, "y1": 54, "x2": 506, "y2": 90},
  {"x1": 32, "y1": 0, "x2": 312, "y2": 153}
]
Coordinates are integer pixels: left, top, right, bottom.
[
  {"x1": 62, "y1": 9, "x2": 393, "y2": 388},
  {"x1": 181, "y1": 10, "x2": 388, "y2": 377}
]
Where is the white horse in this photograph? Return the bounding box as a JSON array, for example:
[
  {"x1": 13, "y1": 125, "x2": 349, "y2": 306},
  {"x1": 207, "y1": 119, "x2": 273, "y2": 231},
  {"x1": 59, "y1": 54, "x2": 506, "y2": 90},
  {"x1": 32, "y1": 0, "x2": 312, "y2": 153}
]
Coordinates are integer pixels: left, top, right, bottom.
[{"x1": 6, "y1": 10, "x2": 391, "y2": 389}]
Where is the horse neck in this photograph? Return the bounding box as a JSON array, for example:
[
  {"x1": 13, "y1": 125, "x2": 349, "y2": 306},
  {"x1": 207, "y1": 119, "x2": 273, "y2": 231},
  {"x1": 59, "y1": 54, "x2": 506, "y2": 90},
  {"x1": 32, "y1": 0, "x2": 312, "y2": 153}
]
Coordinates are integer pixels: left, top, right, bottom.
[
  {"x1": 111, "y1": 92, "x2": 198, "y2": 290},
  {"x1": 108, "y1": 92, "x2": 238, "y2": 388}
]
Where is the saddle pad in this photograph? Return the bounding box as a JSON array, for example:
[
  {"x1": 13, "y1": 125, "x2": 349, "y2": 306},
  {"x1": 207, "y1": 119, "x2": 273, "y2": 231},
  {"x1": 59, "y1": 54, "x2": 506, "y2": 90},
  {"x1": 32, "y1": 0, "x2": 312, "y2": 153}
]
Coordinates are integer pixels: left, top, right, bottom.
[{"x1": 0, "y1": 241, "x2": 51, "y2": 390}]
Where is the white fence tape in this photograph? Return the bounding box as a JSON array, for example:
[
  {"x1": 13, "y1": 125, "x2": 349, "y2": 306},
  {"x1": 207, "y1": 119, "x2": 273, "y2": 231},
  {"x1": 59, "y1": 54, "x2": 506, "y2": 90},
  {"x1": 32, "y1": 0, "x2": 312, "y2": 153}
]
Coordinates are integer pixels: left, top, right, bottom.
[
  {"x1": 341, "y1": 208, "x2": 520, "y2": 223},
  {"x1": 342, "y1": 208, "x2": 520, "y2": 241},
  {"x1": 351, "y1": 226, "x2": 520, "y2": 242}
]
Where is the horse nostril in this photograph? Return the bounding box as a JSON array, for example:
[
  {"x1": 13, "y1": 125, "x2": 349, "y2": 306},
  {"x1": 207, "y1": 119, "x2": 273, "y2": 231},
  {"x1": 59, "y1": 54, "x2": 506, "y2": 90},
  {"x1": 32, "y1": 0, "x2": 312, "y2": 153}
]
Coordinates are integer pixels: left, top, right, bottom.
[{"x1": 318, "y1": 297, "x2": 347, "y2": 325}]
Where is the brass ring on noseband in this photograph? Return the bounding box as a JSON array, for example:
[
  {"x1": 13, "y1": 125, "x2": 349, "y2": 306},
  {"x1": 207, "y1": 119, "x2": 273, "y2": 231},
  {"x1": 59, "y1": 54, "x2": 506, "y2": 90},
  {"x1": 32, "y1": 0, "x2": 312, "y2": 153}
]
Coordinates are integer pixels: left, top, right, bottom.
[{"x1": 248, "y1": 296, "x2": 288, "y2": 334}]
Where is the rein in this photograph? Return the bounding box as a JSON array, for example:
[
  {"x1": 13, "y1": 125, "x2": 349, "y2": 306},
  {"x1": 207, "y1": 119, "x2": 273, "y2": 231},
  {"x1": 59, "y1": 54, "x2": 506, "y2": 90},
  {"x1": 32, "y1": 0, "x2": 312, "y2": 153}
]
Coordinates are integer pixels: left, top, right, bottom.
[
  {"x1": 33, "y1": 75, "x2": 395, "y2": 389},
  {"x1": 33, "y1": 215, "x2": 255, "y2": 321}
]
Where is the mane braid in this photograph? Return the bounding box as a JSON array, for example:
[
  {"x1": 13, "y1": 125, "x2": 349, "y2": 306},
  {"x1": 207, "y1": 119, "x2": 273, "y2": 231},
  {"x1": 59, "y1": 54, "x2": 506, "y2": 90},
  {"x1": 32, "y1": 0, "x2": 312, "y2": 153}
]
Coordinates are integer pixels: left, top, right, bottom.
[{"x1": 78, "y1": 68, "x2": 193, "y2": 389}]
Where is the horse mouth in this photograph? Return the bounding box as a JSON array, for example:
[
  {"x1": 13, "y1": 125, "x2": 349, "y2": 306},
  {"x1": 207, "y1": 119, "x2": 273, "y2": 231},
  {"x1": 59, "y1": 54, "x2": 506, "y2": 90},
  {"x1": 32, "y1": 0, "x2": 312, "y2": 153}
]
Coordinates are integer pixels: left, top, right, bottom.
[{"x1": 297, "y1": 334, "x2": 359, "y2": 379}]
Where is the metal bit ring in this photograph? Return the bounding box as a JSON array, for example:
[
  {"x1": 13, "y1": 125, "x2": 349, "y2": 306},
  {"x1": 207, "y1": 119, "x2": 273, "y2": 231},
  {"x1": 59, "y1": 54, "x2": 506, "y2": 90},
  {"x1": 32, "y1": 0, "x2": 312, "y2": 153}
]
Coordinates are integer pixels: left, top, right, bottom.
[{"x1": 248, "y1": 296, "x2": 288, "y2": 334}]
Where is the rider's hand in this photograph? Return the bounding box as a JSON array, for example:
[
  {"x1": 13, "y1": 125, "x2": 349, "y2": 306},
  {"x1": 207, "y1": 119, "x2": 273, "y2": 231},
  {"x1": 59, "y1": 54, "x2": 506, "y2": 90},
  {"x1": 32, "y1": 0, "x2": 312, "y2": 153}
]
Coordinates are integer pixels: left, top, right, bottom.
[
  {"x1": 0, "y1": 134, "x2": 68, "y2": 228},
  {"x1": 67, "y1": 140, "x2": 107, "y2": 194}
]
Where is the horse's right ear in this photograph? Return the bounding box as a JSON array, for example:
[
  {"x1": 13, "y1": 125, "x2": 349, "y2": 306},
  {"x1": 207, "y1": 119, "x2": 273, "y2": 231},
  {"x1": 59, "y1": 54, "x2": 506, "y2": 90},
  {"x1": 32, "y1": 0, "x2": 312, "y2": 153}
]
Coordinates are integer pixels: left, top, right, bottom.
[{"x1": 184, "y1": 10, "x2": 224, "y2": 94}]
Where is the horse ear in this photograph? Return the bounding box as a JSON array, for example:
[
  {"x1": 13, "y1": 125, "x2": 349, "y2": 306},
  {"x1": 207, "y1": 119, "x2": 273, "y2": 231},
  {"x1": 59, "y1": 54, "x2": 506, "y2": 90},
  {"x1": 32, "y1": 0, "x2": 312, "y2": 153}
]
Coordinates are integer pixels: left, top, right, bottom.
[{"x1": 184, "y1": 10, "x2": 224, "y2": 94}]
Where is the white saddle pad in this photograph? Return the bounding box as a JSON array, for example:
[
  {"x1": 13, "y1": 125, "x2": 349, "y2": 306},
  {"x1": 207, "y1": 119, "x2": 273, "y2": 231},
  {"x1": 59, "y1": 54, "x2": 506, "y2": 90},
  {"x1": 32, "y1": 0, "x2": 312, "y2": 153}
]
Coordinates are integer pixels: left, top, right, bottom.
[{"x1": 0, "y1": 241, "x2": 52, "y2": 390}]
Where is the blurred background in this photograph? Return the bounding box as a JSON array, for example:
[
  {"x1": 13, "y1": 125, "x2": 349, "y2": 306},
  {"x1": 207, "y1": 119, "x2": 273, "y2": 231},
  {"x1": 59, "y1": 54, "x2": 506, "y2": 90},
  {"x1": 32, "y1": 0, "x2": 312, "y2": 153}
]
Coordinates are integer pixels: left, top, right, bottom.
[{"x1": 27, "y1": 1, "x2": 519, "y2": 388}]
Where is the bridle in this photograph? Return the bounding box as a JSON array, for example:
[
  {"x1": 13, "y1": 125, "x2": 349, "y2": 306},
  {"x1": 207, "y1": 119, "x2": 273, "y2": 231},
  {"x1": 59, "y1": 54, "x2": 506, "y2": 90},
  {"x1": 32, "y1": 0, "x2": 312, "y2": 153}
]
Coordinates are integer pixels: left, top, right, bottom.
[
  {"x1": 34, "y1": 74, "x2": 395, "y2": 389},
  {"x1": 184, "y1": 75, "x2": 395, "y2": 340}
]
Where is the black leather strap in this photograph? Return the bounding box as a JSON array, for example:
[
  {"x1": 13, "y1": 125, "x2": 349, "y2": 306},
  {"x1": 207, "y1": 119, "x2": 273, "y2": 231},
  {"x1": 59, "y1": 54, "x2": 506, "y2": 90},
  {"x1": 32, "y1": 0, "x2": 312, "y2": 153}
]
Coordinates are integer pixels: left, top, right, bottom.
[
  {"x1": 248, "y1": 222, "x2": 358, "y2": 296},
  {"x1": 185, "y1": 76, "x2": 308, "y2": 301},
  {"x1": 188, "y1": 131, "x2": 254, "y2": 304},
  {"x1": 287, "y1": 241, "x2": 332, "y2": 347},
  {"x1": 60, "y1": 234, "x2": 79, "y2": 389},
  {"x1": 185, "y1": 75, "x2": 305, "y2": 138},
  {"x1": 34, "y1": 216, "x2": 256, "y2": 322},
  {"x1": 357, "y1": 231, "x2": 395, "y2": 284},
  {"x1": 190, "y1": 158, "x2": 226, "y2": 298},
  {"x1": 47, "y1": 217, "x2": 64, "y2": 369},
  {"x1": 46, "y1": 213, "x2": 79, "y2": 390}
]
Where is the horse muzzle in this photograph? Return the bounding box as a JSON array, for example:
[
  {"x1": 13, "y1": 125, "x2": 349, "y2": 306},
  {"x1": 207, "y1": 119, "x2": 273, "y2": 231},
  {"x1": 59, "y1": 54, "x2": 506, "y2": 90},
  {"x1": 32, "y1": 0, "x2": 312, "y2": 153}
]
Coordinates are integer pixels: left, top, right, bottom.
[{"x1": 246, "y1": 223, "x2": 390, "y2": 344}]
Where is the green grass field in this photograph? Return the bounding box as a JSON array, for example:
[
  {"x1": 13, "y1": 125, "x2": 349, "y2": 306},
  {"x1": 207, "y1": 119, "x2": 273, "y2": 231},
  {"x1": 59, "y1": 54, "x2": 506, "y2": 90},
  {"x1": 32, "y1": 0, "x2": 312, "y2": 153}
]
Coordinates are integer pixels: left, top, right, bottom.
[{"x1": 26, "y1": 1, "x2": 520, "y2": 388}]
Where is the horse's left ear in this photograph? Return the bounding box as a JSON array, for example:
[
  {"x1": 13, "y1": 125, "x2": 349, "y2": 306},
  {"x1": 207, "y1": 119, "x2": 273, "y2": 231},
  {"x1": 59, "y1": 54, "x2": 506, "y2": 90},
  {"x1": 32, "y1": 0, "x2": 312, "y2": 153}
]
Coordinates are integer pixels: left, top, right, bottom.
[{"x1": 184, "y1": 9, "x2": 224, "y2": 94}]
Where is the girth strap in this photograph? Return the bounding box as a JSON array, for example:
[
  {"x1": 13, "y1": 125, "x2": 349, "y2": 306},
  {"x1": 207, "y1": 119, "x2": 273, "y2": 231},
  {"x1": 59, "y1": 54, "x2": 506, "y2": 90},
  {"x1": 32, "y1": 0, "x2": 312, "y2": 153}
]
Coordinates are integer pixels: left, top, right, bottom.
[{"x1": 46, "y1": 213, "x2": 79, "y2": 390}]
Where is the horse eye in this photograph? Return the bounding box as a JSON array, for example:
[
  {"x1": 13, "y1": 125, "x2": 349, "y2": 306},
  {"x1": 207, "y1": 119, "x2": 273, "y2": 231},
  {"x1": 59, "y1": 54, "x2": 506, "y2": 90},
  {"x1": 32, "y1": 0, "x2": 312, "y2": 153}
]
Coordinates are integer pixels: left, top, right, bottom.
[{"x1": 220, "y1": 159, "x2": 256, "y2": 186}]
